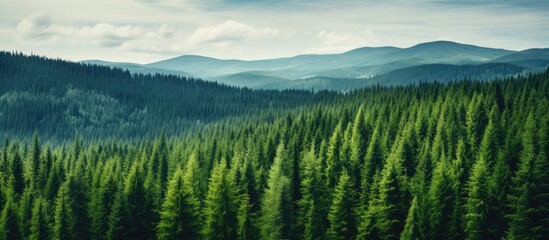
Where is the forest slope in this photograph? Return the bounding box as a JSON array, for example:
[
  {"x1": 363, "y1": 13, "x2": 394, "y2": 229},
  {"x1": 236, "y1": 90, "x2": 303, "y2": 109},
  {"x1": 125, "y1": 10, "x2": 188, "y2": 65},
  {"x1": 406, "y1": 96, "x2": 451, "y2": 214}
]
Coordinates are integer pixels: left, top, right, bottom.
[{"x1": 0, "y1": 51, "x2": 548, "y2": 239}]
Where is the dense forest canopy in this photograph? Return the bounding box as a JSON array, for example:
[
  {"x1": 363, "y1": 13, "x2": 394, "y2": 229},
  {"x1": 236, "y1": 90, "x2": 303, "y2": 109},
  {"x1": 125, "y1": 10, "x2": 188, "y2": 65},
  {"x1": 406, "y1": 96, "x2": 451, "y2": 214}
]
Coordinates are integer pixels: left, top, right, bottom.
[
  {"x1": 0, "y1": 51, "x2": 329, "y2": 141},
  {"x1": 0, "y1": 52, "x2": 548, "y2": 239}
]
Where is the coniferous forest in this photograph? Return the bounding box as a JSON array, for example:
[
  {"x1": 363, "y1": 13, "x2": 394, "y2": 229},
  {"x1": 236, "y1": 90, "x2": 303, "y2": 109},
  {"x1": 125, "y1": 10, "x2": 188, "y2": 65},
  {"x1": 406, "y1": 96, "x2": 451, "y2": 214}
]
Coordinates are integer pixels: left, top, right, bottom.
[{"x1": 1, "y1": 52, "x2": 549, "y2": 240}]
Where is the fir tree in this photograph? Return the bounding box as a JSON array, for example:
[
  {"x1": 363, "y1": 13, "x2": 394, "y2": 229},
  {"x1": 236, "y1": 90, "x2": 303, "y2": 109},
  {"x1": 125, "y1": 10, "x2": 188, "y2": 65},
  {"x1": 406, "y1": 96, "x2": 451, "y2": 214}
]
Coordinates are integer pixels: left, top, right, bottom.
[
  {"x1": 298, "y1": 146, "x2": 329, "y2": 240},
  {"x1": 202, "y1": 159, "x2": 239, "y2": 239},
  {"x1": 259, "y1": 148, "x2": 292, "y2": 240},
  {"x1": 29, "y1": 197, "x2": 50, "y2": 240},
  {"x1": 400, "y1": 197, "x2": 424, "y2": 240},
  {"x1": 427, "y1": 157, "x2": 459, "y2": 239},
  {"x1": 327, "y1": 169, "x2": 358, "y2": 240},
  {"x1": 157, "y1": 168, "x2": 201, "y2": 240},
  {"x1": 464, "y1": 157, "x2": 490, "y2": 240},
  {"x1": 0, "y1": 201, "x2": 20, "y2": 240}
]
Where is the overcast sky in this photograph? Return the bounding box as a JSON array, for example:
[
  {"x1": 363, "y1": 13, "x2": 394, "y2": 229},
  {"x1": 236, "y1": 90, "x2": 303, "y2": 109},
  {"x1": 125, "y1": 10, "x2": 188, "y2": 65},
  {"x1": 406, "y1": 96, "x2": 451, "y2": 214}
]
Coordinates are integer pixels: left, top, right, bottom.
[{"x1": 1, "y1": 0, "x2": 548, "y2": 63}]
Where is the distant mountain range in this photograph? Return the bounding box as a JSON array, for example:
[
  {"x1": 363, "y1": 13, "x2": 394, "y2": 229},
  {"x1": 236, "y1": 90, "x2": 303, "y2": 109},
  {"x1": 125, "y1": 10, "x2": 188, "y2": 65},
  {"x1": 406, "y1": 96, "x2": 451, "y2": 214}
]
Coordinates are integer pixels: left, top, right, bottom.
[{"x1": 82, "y1": 41, "x2": 549, "y2": 90}]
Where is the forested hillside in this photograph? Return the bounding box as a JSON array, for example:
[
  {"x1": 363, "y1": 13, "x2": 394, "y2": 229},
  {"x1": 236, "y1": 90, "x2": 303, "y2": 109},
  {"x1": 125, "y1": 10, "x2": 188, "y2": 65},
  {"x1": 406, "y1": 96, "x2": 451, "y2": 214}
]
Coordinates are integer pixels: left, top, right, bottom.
[
  {"x1": 0, "y1": 52, "x2": 326, "y2": 140},
  {"x1": 0, "y1": 53, "x2": 548, "y2": 239}
]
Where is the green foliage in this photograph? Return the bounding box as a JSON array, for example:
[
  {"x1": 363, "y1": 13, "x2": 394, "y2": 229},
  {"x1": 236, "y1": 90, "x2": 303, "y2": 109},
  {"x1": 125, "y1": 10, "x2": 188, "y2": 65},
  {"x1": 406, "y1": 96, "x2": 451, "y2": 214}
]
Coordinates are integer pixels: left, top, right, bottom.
[
  {"x1": 400, "y1": 197, "x2": 423, "y2": 240},
  {"x1": 464, "y1": 157, "x2": 490, "y2": 239},
  {"x1": 157, "y1": 168, "x2": 201, "y2": 240},
  {"x1": 259, "y1": 143, "x2": 293, "y2": 240},
  {"x1": 427, "y1": 157, "x2": 459, "y2": 239},
  {"x1": 327, "y1": 169, "x2": 358, "y2": 239},
  {"x1": 202, "y1": 160, "x2": 239, "y2": 239},
  {"x1": 29, "y1": 197, "x2": 50, "y2": 240},
  {"x1": 507, "y1": 113, "x2": 549, "y2": 240},
  {"x1": 376, "y1": 154, "x2": 409, "y2": 240},
  {"x1": 298, "y1": 146, "x2": 329, "y2": 240},
  {"x1": 0, "y1": 53, "x2": 548, "y2": 240},
  {"x1": 0, "y1": 201, "x2": 21, "y2": 240}
]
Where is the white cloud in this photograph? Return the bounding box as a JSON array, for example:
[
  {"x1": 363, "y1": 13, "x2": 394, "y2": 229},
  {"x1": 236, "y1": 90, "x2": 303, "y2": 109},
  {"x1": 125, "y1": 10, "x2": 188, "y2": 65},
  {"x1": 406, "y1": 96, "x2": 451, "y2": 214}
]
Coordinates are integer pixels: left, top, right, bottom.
[
  {"x1": 15, "y1": 14, "x2": 283, "y2": 55},
  {"x1": 16, "y1": 13, "x2": 147, "y2": 47},
  {"x1": 189, "y1": 20, "x2": 279, "y2": 45},
  {"x1": 311, "y1": 29, "x2": 378, "y2": 53}
]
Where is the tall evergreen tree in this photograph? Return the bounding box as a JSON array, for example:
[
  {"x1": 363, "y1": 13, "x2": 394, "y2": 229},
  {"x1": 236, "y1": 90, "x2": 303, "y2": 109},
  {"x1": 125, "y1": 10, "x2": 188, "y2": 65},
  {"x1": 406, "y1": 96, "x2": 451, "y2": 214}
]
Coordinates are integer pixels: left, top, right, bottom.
[
  {"x1": 464, "y1": 157, "x2": 490, "y2": 240},
  {"x1": 157, "y1": 168, "x2": 201, "y2": 240},
  {"x1": 259, "y1": 147, "x2": 292, "y2": 240},
  {"x1": 326, "y1": 123, "x2": 344, "y2": 188},
  {"x1": 0, "y1": 201, "x2": 20, "y2": 240},
  {"x1": 507, "y1": 113, "x2": 549, "y2": 239},
  {"x1": 298, "y1": 146, "x2": 329, "y2": 240},
  {"x1": 52, "y1": 180, "x2": 76, "y2": 240},
  {"x1": 375, "y1": 152, "x2": 409, "y2": 240},
  {"x1": 202, "y1": 159, "x2": 239, "y2": 239},
  {"x1": 400, "y1": 197, "x2": 424, "y2": 240},
  {"x1": 29, "y1": 197, "x2": 50, "y2": 240},
  {"x1": 427, "y1": 157, "x2": 459, "y2": 239},
  {"x1": 327, "y1": 169, "x2": 358, "y2": 240}
]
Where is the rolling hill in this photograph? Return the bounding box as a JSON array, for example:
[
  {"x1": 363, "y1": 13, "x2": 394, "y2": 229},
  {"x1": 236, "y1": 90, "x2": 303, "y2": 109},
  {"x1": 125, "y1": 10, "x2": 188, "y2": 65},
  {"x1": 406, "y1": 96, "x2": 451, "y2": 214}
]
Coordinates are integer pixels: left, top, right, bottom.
[{"x1": 83, "y1": 41, "x2": 548, "y2": 90}]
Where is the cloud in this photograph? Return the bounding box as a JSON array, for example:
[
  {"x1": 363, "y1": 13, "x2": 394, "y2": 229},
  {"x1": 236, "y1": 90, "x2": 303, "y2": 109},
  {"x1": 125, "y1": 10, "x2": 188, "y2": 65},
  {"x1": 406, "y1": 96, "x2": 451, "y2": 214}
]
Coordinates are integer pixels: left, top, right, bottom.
[
  {"x1": 189, "y1": 20, "x2": 279, "y2": 45},
  {"x1": 15, "y1": 14, "x2": 282, "y2": 55},
  {"x1": 16, "y1": 13, "x2": 146, "y2": 47},
  {"x1": 311, "y1": 30, "x2": 377, "y2": 53},
  {"x1": 16, "y1": 13, "x2": 59, "y2": 42}
]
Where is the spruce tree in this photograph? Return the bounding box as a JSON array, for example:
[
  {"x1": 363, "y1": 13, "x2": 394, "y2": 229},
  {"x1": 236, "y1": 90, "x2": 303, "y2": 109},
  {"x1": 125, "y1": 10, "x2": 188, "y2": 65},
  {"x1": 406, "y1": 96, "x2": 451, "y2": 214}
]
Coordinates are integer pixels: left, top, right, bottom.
[
  {"x1": 361, "y1": 123, "x2": 385, "y2": 201},
  {"x1": 0, "y1": 201, "x2": 20, "y2": 240},
  {"x1": 350, "y1": 106, "x2": 367, "y2": 184},
  {"x1": 327, "y1": 169, "x2": 358, "y2": 240},
  {"x1": 507, "y1": 113, "x2": 549, "y2": 239},
  {"x1": 259, "y1": 149, "x2": 292, "y2": 240},
  {"x1": 202, "y1": 159, "x2": 239, "y2": 239},
  {"x1": 29, "y1": 197, "x2": 50, "y2": 240},
  {"x1": 325, "y1": 123, "x2": 344, "y2": 189},
  {"x1": 376, "y1": 154, "x2": 409, "y2": 240},
  {"x1": 464, "y1": 157, "x2": 490, "y2": 240},
  {"x1": 298, "y1": 146, "x2": 329, "y2": 240},
  {"x1": 18, "y1": 187, "x2": 34, "y2": 238},
  {"x1": 52, "y1": 181, "x2": 76, "y2": 240},
  {"x1": 156, "y1": 168, "x2": 201, "y2": 240},
  {"x1": 427, "y1": 157, "x2": 459, "y2": 239},
  {"x1": 400, "y1": 197, "x2": 423, "y2": 240}
]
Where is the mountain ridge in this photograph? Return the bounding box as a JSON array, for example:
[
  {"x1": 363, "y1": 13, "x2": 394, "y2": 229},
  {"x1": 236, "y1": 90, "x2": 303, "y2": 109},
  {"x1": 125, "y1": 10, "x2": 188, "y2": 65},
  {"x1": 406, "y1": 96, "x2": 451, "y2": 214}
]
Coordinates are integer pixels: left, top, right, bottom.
[{"x1": 81, "y1": 41, "x2": 547, "y2": 90}]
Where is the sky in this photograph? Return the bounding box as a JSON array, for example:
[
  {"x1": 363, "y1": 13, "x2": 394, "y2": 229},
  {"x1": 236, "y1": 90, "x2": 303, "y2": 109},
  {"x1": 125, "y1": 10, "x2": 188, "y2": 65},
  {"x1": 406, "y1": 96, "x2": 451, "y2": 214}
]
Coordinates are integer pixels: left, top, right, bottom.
[{"x1": 1, "y1": 0, "x2": 548, "y2": 63}]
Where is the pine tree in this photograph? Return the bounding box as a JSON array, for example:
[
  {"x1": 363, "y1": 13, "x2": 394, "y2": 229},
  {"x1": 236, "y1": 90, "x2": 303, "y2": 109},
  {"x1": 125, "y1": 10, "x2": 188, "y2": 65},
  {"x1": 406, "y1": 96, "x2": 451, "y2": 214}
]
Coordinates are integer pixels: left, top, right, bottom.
[
  {"x1": 400, "y1": 197, "x2": 423, "y2": 240},
  {"x1": 259, "y1": 148, "x2": 292, "y2": 240},
  {"x1": 327, "y1": 169, "x2": 358, "y2": 240},
  {"x1": 105, "y1": 182, "x2": 128, "y2": 240},
  {"x1": 8, "y1": 143, "x2": 24, "y2": 196},
  {"x1": 202, "y1": 159, "x2": 239, "y2": 239},
  {"x1": 361, "y1": 123, "x2": 385, "y2": 201},
  {"x1": 147, "y1": 133, "x2": 169, "y2": 212},
  {"x1": 156, "y1": 168, "x2": 201, "y2": 240},
  {"x1": 486, "y1": 153, "x2": 510, "y2": 239},
  {"x1": 236, "y1": 193, "x2": 253, "y2": 240},
  {"x1": 52, "y1": 181, "x2": 76, "y2": 240},
  {"x1": 89, "y1": 162, "x2": 117, "y2": 240},
  {"x1": 124, "y1": 163, "x2": 153, "y2": 240},
  {"x1": 358, "y1": 170, "x2": 382, "y2": 240},
  {"x1": 427, "y1": 157, "x2": 459, "y2": 239},
  {"x1": 375, "y1": 154, "x2": 409, "y2": 240},
  {"x1": 464, "y1": 157, "x2": 490, "y2": 240},
  {"x1": 507, "y1": 113, "x2": 549, "y2": 239},
  {"x1": 28, "y1": 133, "x2": 41, "y2": 185},
  {"x1": 18, "y1": 187, "x2": 34, "y2": 238},
  {"x1": 326, "y1": 123, "x2": 343, "y2": 188},
  {"x1": 298, "y1": 146, "x2": 329, "y2": 240},
  {"x1": 29, "y1": 197, "x2": 50, "y2": 240},
  {"x1": 350, "y1": 106, "x2": 367, "y2": 184},
  {"x1": 0, "y1": 201, "x2": 20, "y2": 240}
]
